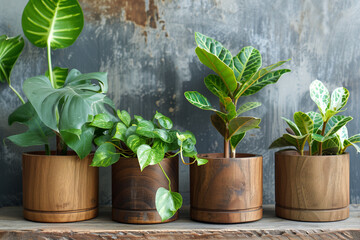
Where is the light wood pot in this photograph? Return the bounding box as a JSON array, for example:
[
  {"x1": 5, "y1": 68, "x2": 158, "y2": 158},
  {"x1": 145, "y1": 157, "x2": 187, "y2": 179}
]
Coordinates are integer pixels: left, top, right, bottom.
[
  {"x1": 275, "y1": 150, "x2": 349, "y2": 222},
  {"x1": 22, "y1": 152, "x2": 99, "y2": 223},
  {"x1": 112, "y1": 156, "x2": 179, "y2": 224},
  {"x1": 190, "y1": 153, "x2": 263, "y2": 223}
]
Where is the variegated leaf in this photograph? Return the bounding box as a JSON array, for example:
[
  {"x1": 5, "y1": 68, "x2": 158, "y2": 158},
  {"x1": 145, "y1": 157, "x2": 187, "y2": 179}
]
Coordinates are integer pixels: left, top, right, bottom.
[
  {"x1": 232, "y1": 46, "x2": 261, "y2": 82},
  {"x1": 45, "y1": 67, "x2": 68, "y2": 88},
  {"x1": 330, "y1": 87, "x2": 349, "y2": 112},
  {"x1": 306, "y1": 111, "x2": 322, "y2": 133},
  {"x1": 293, "y1": 111, "x2": 313, "y2": 135},
  {"x1": 281, "y1": 117, "x2": 301, "y2": 136},
  {"x1": 0, "y1": 35, "x2": 24, "y2": 84},
  {"x1": 204, "y1": 74, "x2": 229, "y2": 98},
  {"x1": 236, "y1": 102, "x2": 262, "y2": 116},
  {"x1": 325, "y1": 115, "x2": 353, "y2": 138},
  {"x1": 283, "y1": 133, "x2": 309, "y2": 154},
  {"x1": 309, "y1": 80, "x2": 330, "y2": 117},
  {"x1": 228, "y1": 117, "x2": 261, "y2": 139}
]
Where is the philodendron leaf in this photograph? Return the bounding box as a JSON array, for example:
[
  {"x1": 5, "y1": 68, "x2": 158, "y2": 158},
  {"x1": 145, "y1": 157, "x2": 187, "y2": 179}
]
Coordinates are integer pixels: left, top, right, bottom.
[
  {"x1": 154, "y1": 112, "x2": 173, "y2": 129},
  {"x1": 325, "y1": 115, "x2": 353, "y2": 137},
  {"x1": 155, "y1": 187, "x2": 183, "y2": 222},
  {"x1": 195, "y1": 156, "x2": 208, "y2": 166},
  {"x1": 126, "y1": 135, "x2": 146, "y2": 152},
  {"x1": 293, "y1": 111, "x2": 313, "y2": 135},
  {"x1": 90, "y1": 113, "x2": 114, "y2": 129},
  {"x1": 232, "y1": 46, "x2": 262, "y2": 83},
  {"x1": 204, "y1": 74, "x2": 229, "y2": 98},
  {"x1": 154, "y1": 129, "x2": 173, "y2": 143},
  {"x1": 117, "y1": 110, "x2": 131, "y2": 127},
  {"x1": 309, "y1": 80, "x2": 330, "y2": 117},
  {"x1": 61, "y1": 124, "x2": 94, "y2": 159},
  {"x1": 112, "y1": 122, "x2": 127, "y2": 142},
  {"x1": 23, "y1": 69, "x2": 112, "y2": 134},
  {"x1": 228, "y1": 117, "x2": 261, "y2": 139},
  {"x1": 281, "y1": 117, "x2": 301, "y2": 136},
  {"x1": 283, "y1": 133, "x2": 309, "y2": 153},
  {"x1": 0, "y1": 35, "x2": 24, "y2": 84},
  {"x1": 194, "y1": 32, "x2": 237, "y2": 94},
  {"x1": 45, "y1": 67, "x2": 68, "y2": 88},
  {"x1": 7, "y1": 102, "x2": 54, "y2": 147},
  {"x1": 22, "y1": 0, "x2": 84, "y2": 49},
  {"x1": 210, "y1": 114, "x2": 227, "y2": 138},
  {"x1": 136, "y1": 120, "x2": 156, "y2": 138},
  {"x1": 269, "y1": 136, "x2": 294, "y2": 149},
  {"x1": 242, "y1": 69, "x2": 291, "y2": 96},
  {"x1": 137, "y1": 144, "x2": 164, "y2": 171},
  {"x1": 91, "y1": 142, "x2": 119, "y2": 167},
  {"x1": 307, "y1": 111, "x2": 323, "y2": 133},
  {"x1": 236, "y1": 102, "x2": 262, "y2": 116},
  {"x1": 230, "y1": 132, "x2": 246, "y2": 150},
  {"x1": 330, "y1": 87, "x2": 349, "y2": 112}
]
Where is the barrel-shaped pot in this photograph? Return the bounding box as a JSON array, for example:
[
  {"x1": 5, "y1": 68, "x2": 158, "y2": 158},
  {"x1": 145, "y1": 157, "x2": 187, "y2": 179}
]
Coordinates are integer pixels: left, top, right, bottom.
[
  {"x1": 275, "y1": 150, "x2": 349, "y2": 222},
  {"x1": 112, "y1": 156, "x2": 179, "y2": 224},
  {"x1": 22, "y1": 152, "x2": 98, "y2": 223},
  {"x1": 190, "y1": 153, "x2": 263, "y2": 223}
]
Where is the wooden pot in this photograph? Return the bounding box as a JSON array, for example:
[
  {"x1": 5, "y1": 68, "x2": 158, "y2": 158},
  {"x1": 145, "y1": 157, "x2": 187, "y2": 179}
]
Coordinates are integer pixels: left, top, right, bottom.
[
  {"x1": 275, "y1": 150, "x2": 349, "y2": 222},
  {"x1": 22, "y1": 152, "x2": 99, "y2": 223},
  {"x1": 190, "y1": 153, "x2": 263, "y2": 223},
  {"x1": 112, "y1": 156, "x2": 179, "y2": 224}
]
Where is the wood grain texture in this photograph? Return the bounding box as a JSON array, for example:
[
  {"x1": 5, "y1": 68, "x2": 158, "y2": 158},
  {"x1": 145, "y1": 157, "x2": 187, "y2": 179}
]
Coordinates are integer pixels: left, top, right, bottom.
[
  {"x1": 22, "y1": 152, "x2": 99, "y2": 223},
  {"x1": 275, "y1": 150, "x2": 350, "y2": 222},
  {"x1": 112, "y1": 156, "x2": 179, "y2": 224},
  {"x1": 190, "y1": 153, "x2": 263, "y2": 223}
]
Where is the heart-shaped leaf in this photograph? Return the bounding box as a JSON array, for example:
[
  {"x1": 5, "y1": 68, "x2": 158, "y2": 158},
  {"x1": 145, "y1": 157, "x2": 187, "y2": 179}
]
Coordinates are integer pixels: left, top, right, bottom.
[
  {"x1": 153, "y1": 129, "x2": 173, "y2": 143},
  {"x1": 126, "y1": 134, "x2": 146, "y2": 152},
  {"x1": 90, "y1": 113, "x2": 114, "y2": 129},
  {"x1": 91, "y1": 142, "x2": 119, "y2": 167},
  {"x1": 112, "y1": 122, "x2": 127, "y2": 141},
  {"x1": 61, "y1": 124, "x2": 95, "y2": 159},
  {"x1": 154, "y1": 112, "x2": 173, "y2": 129},
  {"x1": 137, "y1": 144, "x2": 164, "y2": 171},
  {"x1": 232, "y1": 46, "x2": 262, "y2": 82},
  {"x1": 136, "y1": 120, "x2": 156, "y2": 138},
  {"x1": 22, "y1": 0, "x2": 84, "y2": 49},
  {"x1": 155, "y1": 187, "x2": 183, "y2": 222},
  {"x1": 0, "y1": 35, "x2": 24, "y2": 84},
  {"x1": 117, "y1": 110, "x2": 131, "y2": 127}
]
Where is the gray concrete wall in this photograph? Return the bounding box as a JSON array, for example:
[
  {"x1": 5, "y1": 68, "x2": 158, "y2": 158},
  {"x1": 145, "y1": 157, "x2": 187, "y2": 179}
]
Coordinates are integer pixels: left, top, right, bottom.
[{"x1": 0, "y1": 0, "x2": 359, "y2": 206}]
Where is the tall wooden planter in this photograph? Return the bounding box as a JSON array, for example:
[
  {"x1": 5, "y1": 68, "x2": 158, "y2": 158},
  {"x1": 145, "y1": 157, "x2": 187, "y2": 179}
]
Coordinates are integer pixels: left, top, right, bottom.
[
  {"x1": 275, "y1": 150, "x2": 350, "y2": 222},
  {"x1": 190, "y1": 153, "x2": 263, "y2": 223},
  {"x1": 112, "y1": 156, "x2": 179, "y2": 224},
  {"x1": 22, "y1": 152, "x2": 99, "y2": 223}
]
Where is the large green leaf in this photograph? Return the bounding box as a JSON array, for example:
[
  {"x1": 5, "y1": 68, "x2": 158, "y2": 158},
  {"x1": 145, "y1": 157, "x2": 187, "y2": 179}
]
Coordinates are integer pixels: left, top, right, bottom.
[
  {"x1": 61, "y1": 124, "x2": 94, "y2": 159},
  {"x1": 137, "y1": 144, "x2": 164, "y2": 171},
  {"x1": 204, "y1": 74, "x2": 229, "y2": 98},
  {"x1": 194, "y1": 33, "x2": 237, "y2": 94},
  {"x1": 228, "y1": 117, "x2": 261, "y2": 139},
  {"x1": 293, "y1": 111, "x2": 313, "y2": 135},
  {"x1": 155, "y1": 187, "x2": 183, "y2": 222},
  {"x1": 117, "y1": 110, "x2": 131, "y2": 127},
  {"x1": 325, "y1": 115, "x2": 353, "y2": 137},
  {"x1": 126, "y1": 134, "x2": 146, "y2": 152},
  {"x1": 112, "y1": 122, "x2": 127, "y2": 142},
  {"x1": 90, "y1": 113, "x2": 114, "y2": 129},
  {"x1": 22, "y1": 0, "x2": 84, "y2": 49},
  {"x1": 45, "y1": 67, "x2": 68, "y2": 88},
  {"x1": 23, "y1": 69, "x2": 112, "y2": 135},
  {"x1": 236, "y1": 102, "x2": 261, "y2": 116},
  {"x1": 230, "y1": 132, "x2": 246, "y2": 150},
  {"x1": 309, "y1": 80, "x2": 330, "y2": 117},
  {"x1": 242, "y1": 69, "x2": 291, "y2": 96},
  {"x1": 154, "y1": 112, "x2": 173, "y2": 129},
  {"x1": 91, "y1": 142, "x2": 119, "y2": 167},
  {"x1": 232, "y1": 46, "x2": 262, "y2": 83},
  {"x1": 7, "y1": 102, "x2": 54, "y2": 147},
  {"x1": 0, "y1": 35, "x2": 24, "y2": 84},
  {"x1": 136, "y1": 120, "x2": 156, "y2": 138},
  {"x1": 235, "y1": 59, "x2": 289, "y2": 98},
  {"x1": 330, "y1": 87, "x2": 349, "y2": 112}
]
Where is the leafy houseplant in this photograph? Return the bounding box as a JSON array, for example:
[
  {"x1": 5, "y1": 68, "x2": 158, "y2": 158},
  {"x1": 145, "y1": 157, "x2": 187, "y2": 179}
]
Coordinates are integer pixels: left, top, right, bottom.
[
  {"x1": 185, "y1": 32, "x2": 290, "y2": 158},
  {"x1": 90, "y1": 110, "x2": 207, "y2": 222},
  {"x1": 1, "y1": 0, "x2": 113, "y2": 222},
  {"x1": 270, "y1": 80, "x2": 355, "y2": 222}
]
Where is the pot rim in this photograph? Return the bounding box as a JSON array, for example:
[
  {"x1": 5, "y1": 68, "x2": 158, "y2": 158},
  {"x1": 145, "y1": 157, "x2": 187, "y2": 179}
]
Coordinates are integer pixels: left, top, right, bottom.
[
  {"x1": 197, "y1": 152, "x2": 262, "y2": 160},
  {"x1": 116, "y1": 154, "x2": 179, "y2": 161},
  {"x1": 22, "y1": 151, "x2": 94, "y2": 157},
  {"x1": 275, "y1": 149, "x2": 349, "y2": 159}
]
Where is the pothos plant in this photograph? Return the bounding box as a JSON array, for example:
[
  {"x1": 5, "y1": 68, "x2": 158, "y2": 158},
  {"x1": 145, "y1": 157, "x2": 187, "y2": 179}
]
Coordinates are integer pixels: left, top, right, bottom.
[
  {"x1": 90, "y1": 110, "x2": 207, "y2": 221},
  {"x1": 184, "y1": 32, "x2": 291, "y2": 158},
  {"x1": 269, "y1": 80, "x2": 360, "y2": 155},
  {"x1": 0, "y1": 0, "x2": 113, "y2": 158}
]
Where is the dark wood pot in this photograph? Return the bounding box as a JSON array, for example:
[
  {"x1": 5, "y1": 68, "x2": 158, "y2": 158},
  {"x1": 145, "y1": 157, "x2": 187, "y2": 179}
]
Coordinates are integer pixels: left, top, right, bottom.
[
  {"x1": 112, "y1": 156, "x2": 179, "y2": 224},
  {"x1": 190, "y1": 153, "x2": 263, "y2": 223},
  {"x1": 22, "y1": 152, "x2": 98, "y2": 223},
  {"x1": 275, "y1": 150, "x2": 349, "y2": 222}
]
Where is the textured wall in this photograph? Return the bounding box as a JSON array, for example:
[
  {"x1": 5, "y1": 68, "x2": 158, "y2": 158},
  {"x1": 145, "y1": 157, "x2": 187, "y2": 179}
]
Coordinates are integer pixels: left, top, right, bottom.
[{"x1": 0, "y1": 0, "x2": 359, "y2": 207}]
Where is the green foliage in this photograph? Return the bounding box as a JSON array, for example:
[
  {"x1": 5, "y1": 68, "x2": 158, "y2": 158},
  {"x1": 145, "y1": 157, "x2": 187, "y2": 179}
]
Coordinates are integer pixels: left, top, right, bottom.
[
  {"x1": 185, "y1": 32, "x2": 290, "y2": 156},
  {"x1": 91, "y1": 110, "x2": 207, "y2": 222},
  {"x1": 270, "y1": 80, "x2": 358, "y2": 155},
  {"x1": 0, "y1": 35, "x2": 24, "y2": 84}
]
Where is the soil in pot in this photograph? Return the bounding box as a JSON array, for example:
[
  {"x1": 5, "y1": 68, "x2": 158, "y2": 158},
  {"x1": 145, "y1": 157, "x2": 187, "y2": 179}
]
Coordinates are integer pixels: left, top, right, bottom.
[
  {"x1": 112, "y1": 156, "x2": 179, "y2": 224},
  {"x1": 275, "y1": 150, "x2": 349, "y2": 222},
  {"x1": 22, "y1": 151, "x2": 99, "y2": 223},
  {"x1": 190, "y1": 153, "x2": 263, "y2": 223}
]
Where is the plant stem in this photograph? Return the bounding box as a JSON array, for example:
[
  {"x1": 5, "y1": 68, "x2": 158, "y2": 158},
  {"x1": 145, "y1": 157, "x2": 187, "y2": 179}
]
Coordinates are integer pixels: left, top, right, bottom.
[
  {"x1": 224, "y1": 124, "x2": 229, "y2": 158},
  {"x1": 44, "y1": 144, "x2": 50, "y2": 155},
  {"x1": 56, "y1": 134, "x2": 67, "y2": 155},
  {"x1": 9, "y1": 85, "x2": 25, "y2": 104},
  {"x1": 318, "y1": 121, "x2": 327, "y2": 156},
  {"x1": 158, "y1": 162, "x2": 171, "y2": 191},
  {"x1": 47, "y1": 43, "x2": 55, "y2": 88},
  {"x1": 231, "y1": 147, "x2": 236, "y2": 158}
]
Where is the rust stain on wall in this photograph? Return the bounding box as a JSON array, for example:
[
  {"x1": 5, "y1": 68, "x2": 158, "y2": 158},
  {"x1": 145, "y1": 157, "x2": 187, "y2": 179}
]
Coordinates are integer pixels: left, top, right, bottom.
[{"x1": 80, "y1": 0, "x2": 159, "y2": 28}]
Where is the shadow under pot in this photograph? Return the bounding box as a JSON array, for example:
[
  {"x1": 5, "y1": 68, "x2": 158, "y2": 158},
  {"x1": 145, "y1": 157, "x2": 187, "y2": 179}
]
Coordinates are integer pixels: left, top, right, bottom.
[
  {"x1": 275, "y1": 150, "x2": 349, "y2": 222},
  {"x1": 22, "y1": 152, "x2": 99, "y2": 223},
  {"x1": 190, "y1": 153, "x2": 263, "y2": 223},
  {"x1": 112, "y1": 156, "x2": 179, "y2": 224}
]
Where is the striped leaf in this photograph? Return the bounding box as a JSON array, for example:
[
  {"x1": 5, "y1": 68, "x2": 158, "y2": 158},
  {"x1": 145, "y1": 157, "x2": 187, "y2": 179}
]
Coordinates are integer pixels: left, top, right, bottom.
[
  {"x1": 293, "y1": 111, "x2": 313, "y2": 135},
  {"x1": 309, "y1": 80, "x2": 330, "y2": 117},
  {"x1": 306, "y1": 111, "x2": 322, "y2": 133},
  {"x1": 22, "y1": 0, "x2": 84, "y2": 49},
  {"x1": 0, "y1": 35, "x2": 24, "y2": 84},
  {"x1": 330, "y1": 87, "x2": 349, "y2": 112},
  {"x1": 325, "y1": 115, "x2": 353, "y2": 138},
  {"x1": 228, "y1": 116, "x2": 261, "y2": 139},
  {"x1": 45, "y1": 67, "x2": 68, "y2": 88},
  {"x1": 204, "y1": 74, "x2": 229, "y2": 98},
  {"x1": 236, "y1": 102, "x2": 261, "y2": 116},
  {"x1": 184, "y1": 91, "x2": 217, "y2": 111},
  {"x1": 232, "y1": 46, "x2": 262, "y2": 82}
]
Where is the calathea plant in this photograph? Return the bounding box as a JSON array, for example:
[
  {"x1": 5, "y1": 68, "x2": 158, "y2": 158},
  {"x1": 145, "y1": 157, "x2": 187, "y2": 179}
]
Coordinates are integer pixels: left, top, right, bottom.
[
  {"x1": 270, "y1": 80, "x2": 360, "y2": 155},
  {"x1": 90, "y1": 110, "x2": 207, "y2": 221},
  {"x1": 1, "y1": 0, "x2": 113, "y2": 158},
  {"x1": 185, "y1": 32, "x2": 291, "y2": 158}
]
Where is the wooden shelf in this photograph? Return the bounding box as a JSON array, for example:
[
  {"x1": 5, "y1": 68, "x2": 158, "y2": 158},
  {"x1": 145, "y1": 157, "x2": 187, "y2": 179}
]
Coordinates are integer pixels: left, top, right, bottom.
[{"x1": 0, "y1": 205, "x2": 359, "y2": 239}]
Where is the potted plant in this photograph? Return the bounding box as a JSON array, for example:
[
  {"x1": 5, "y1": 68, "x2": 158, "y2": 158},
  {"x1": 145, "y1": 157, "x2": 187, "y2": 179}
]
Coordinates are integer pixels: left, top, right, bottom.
[
  {"x1": 184, "y1": 32, "x2": 291, "y2": 223},
  {"x1": 0, "y1": 0, "x2": 114, "y2": 222},
  {"x1": 90, "y1": 110, "x2": 207, "y2": 223},
  {"x1": 269, "y1": 80, "x2": 358, "y2": 222}
]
